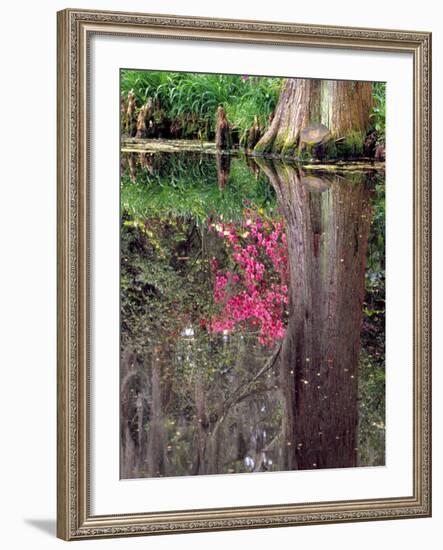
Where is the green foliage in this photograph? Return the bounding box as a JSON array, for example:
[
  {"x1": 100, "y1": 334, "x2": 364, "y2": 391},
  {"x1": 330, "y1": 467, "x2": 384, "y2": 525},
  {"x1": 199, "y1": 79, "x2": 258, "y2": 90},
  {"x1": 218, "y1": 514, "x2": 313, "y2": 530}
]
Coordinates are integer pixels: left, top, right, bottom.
[
  {"x1": 335, "y1": 130, "x2": 365, "y2": 159},
  {"x1": 371, "y1": 82, "x2": 386, "y2": 143},
  {"x1": 121, "y1": 70, "x2": 282, "y2": 141},
  {"x1": 223, "y1": 77, "x2": 282, "y2": 142}
]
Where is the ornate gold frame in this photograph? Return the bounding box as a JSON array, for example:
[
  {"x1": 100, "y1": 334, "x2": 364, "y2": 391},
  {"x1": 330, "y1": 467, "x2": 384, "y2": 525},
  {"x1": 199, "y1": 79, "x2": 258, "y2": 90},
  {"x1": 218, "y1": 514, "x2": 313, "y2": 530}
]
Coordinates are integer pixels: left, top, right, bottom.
[{"x1": 57, "y1": 8, "x2": 431, "y2": 540}]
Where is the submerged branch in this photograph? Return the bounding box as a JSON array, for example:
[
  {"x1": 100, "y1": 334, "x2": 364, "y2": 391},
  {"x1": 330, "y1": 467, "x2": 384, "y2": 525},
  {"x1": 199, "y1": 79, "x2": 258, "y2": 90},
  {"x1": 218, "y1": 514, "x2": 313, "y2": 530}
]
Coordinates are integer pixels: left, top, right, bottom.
[{"x1": 210, "y1": 341, "x2": 282, "y2": 439}]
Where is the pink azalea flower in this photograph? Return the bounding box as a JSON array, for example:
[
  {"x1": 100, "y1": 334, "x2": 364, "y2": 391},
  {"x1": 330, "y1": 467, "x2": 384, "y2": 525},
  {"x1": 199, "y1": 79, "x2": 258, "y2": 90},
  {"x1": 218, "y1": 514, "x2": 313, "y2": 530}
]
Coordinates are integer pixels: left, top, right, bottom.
[{"x1": 206, "y1": 211, "x2": 289, "y2": 347}]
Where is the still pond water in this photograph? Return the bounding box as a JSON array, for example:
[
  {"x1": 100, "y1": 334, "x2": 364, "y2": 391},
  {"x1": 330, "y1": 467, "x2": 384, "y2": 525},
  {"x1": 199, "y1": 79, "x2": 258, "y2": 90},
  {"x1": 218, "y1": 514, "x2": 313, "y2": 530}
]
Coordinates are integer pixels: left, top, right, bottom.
[{"x1": 120, "y1": 150, "x2": 385, "y2": 479}]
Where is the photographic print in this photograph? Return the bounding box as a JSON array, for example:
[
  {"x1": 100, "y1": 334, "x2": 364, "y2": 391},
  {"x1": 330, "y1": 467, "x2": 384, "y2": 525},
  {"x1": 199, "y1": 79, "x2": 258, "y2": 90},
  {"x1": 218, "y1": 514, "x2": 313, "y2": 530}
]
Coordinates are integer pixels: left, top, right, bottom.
[
  {"x1": 57, "y1": 11, "x2": 431, "y2": 539},
  {"x1": 120, "y1": 70, "x2": 386, "y2": 479}
]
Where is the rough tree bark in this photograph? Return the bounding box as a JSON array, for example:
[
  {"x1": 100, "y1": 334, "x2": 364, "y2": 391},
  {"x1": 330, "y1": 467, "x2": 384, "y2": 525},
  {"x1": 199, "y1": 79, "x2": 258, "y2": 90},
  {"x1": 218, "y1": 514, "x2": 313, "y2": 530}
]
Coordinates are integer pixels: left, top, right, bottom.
[
  {"x1": 254, "y1": 79, "x2": 373, "y2": 159},
  {"x1": 259, "y1": 161, "x2": 372, "y2": 469}
]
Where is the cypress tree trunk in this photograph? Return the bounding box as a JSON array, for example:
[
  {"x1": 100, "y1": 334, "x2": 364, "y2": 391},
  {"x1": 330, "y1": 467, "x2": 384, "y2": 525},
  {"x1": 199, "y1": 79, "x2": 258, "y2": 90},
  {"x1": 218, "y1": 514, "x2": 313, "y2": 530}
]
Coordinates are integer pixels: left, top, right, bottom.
[
  {"x1": 259, "y1": 161, "x2": 372, "y2": 469},
  {"x1": 254, "y1": 79, "x2": 373, "y2": 159}
]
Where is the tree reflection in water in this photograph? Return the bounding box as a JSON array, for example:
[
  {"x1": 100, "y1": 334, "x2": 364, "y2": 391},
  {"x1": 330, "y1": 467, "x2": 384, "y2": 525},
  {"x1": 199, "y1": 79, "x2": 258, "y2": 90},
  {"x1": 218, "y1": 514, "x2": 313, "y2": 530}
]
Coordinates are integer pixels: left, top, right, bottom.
[{"x1": 120, "y1": 152, "x2": 385, "y2": 479}]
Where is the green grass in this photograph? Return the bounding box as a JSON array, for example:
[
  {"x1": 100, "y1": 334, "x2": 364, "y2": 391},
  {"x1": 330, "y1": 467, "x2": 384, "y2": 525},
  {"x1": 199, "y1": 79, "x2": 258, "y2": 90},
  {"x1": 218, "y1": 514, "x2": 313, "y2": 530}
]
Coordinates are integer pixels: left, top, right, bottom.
[{"x1": 121, "y1": 70, "x2": 282, "y2": 141}]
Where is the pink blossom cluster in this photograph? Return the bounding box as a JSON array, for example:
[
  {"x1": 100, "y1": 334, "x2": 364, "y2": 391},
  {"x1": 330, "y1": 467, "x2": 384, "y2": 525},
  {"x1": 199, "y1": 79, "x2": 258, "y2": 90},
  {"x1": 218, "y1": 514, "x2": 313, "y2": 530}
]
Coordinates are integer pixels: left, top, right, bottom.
[{"x1": 207, "y1": 212, "x2": 289, "y2": 346}]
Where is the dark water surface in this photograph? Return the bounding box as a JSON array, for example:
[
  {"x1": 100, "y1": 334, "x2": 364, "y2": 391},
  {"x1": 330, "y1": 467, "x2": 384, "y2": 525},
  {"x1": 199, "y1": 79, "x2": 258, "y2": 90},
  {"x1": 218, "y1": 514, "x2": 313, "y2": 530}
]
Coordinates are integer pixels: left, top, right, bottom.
[{"x1": 120, "y1": 150, "x2": 385, "y2": 479}]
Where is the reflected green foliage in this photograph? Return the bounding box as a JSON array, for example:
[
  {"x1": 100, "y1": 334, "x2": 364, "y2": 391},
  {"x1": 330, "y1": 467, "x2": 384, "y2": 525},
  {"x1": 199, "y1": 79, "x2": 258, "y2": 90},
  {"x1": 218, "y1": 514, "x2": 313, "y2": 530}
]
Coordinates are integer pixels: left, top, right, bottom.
[
  {"x1": 367, "y1": 175, "x2": 385, "y2": 273},
  {"x1": 121, "y1": 216, "x2": 210, "y2": 339},
  {"x1": 121, "y1": 152, "x2": 276, "y2": 223},
  {"x1": 121, "y1": 206, "x2": 281, "y2": 477},
  {"x1": 358, "y1": 172, "x2": 385, "y2": 465},
  {"x1": 363, "y1": 174, "x2": 385, "y2": 366}
]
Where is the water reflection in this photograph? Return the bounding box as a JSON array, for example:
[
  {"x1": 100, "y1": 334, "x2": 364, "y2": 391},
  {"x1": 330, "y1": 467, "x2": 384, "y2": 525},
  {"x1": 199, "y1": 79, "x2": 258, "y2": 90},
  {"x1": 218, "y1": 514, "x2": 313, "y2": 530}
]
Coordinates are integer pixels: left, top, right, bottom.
[
  {"x1": 120, "y1": 151, "x2": 385, "y2": 479},
  {"x1": 260, "y1": 161, "x2": 372, "y2": 469}
]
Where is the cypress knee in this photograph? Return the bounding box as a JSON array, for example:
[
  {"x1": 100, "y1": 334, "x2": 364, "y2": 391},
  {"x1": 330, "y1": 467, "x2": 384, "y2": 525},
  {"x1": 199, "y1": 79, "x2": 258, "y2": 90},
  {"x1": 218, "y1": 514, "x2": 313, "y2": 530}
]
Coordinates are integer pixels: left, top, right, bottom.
[{"x1": 215, "y1": 105, "x2": 232, "y2": 151}]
